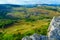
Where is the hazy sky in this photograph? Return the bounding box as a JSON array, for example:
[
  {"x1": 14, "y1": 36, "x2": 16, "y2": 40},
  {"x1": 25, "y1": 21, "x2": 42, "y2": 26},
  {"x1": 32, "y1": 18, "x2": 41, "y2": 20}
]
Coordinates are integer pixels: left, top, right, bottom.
[{"x1": 0, "y1": 0, "x2": 59, "y2": 5}]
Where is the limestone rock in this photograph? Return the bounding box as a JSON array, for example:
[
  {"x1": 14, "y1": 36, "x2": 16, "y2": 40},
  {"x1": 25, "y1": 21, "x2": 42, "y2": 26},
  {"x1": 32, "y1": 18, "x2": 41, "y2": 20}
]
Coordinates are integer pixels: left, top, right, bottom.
[
  {"x1": 22, "y1": 36, "x2": 32, "y2": 40},
  {"x1": 29, "y1": 33, "x2": 40, "y2": 40},
  {"x1": 40, "y1": 35, "x2": 48, "y2": 40},
  {"x1": 48, "y1": 16, "x2": 60, "y2": 40},
  {"x1": 22, "y1": 33, "x2": 48, "y2": 40}
]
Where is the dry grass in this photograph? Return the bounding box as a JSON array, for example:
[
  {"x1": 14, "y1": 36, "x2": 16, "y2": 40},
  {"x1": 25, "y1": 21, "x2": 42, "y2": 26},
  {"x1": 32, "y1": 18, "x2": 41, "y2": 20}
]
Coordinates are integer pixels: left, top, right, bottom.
[{"x1": 4, "y1": 19, "x2": 49, "y2": 35}]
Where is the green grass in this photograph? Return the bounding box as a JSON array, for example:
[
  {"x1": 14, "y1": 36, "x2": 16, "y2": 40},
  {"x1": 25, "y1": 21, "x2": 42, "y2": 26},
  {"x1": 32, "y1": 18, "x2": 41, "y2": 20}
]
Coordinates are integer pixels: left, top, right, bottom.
[{"x1": 0, "y1": 6, "x2": 60, "y2": 40}]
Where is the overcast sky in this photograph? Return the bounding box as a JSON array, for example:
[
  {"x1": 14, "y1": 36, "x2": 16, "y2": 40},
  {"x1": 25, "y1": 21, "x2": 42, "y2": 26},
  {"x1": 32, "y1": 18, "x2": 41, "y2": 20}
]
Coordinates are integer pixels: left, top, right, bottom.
[{"x1": 0, "y1": 0, "x2": 59, "y2": 5}]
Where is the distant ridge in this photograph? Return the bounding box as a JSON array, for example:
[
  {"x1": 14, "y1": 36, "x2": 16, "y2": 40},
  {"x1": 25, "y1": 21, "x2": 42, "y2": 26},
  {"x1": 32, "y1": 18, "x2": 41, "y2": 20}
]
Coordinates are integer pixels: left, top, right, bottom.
[
  {"x1": 0, "y1": 4, "x2": 21, "y2": 7},
  {"x1": 0, "y1": 4, "x2": 60, "y2": 9},
  {"x1": 39, "y1": 4, "x2": 60, "y2": 6}
]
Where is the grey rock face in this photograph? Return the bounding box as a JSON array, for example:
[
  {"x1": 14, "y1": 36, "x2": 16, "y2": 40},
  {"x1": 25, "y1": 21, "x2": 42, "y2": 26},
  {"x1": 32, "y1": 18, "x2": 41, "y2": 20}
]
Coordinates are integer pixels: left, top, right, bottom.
[
  {"x1": 39, "y1": 35, "x2": 48, "y2": 40},
  {"x1": 22, "y1": 33, "x2": 48, "y2": 40},
  {"x1": 22, "y1": 36, "x2": 32, "y2": 40},
  {"x1": 29, "y1": 33, "x2": 40, "y2": 40},
  {"x1": 48, "y1": 16, "x2": 60, "y2": 40},
  {"x1": 22, "y1": 16, "x2": 60, "y2": 40},
  {"x1": 22, "y1": 33, "x2": 40, "y2": 40}
]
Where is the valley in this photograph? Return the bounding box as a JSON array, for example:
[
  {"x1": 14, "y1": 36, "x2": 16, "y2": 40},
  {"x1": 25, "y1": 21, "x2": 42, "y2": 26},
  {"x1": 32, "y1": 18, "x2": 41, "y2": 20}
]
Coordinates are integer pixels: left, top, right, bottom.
[{"x1": 0, "y1": 4, "x2": 60, "y2": 40}]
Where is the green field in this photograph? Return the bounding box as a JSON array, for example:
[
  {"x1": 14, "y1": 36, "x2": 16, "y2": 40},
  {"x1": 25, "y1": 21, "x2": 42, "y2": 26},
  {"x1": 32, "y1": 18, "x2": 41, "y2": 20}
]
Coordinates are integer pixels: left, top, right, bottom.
[{"x1": 0, "y1": 5, "x2": 60, "y2": 40}]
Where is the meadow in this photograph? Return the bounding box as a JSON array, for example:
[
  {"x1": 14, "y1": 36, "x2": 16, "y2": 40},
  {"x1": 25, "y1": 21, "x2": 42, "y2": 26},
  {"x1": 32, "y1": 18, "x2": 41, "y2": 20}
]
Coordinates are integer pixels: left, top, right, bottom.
[{"x1": 0, "y1": 5, "x2": 60, "y2": 40}]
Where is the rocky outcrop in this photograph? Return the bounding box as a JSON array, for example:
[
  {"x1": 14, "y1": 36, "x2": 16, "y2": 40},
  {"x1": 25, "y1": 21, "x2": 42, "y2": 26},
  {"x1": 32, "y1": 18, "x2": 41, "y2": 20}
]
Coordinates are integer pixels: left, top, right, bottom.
[
  {"x1": 22, "y1": 33, "x2": 48, "y2": 40},
  {"x1": 48, "y1": 16, "x2": 60, "y2": 40},
  {"x1": 22, "y1": 16, "x2": 60, "y2": 40}
]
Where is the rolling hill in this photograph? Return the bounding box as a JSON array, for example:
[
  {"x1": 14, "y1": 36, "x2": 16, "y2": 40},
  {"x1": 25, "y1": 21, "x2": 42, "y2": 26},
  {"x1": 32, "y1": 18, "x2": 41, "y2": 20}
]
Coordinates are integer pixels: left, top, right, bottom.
[{"x1": 0, "y1": 4, "x2": 60, "y2": 40}]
